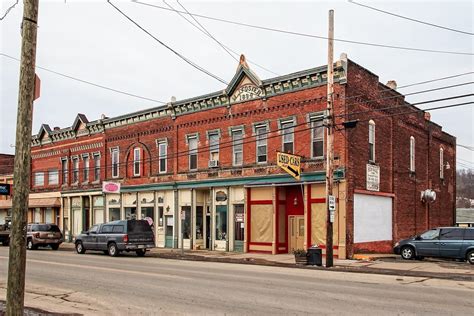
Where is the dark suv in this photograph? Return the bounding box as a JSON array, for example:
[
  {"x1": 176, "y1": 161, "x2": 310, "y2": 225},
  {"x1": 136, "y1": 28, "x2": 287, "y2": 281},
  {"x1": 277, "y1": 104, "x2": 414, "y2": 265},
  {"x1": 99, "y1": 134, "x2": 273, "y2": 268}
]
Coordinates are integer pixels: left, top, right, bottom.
[
  {"x1": 75, "y1": 219, "x2": 155, "y2": 257},
  {"x1": 26, "y1": 223, "x2": 63, "y2": 250},
  {"x1": 394, "y1": 227, "x2": 474, "y2": 264}
]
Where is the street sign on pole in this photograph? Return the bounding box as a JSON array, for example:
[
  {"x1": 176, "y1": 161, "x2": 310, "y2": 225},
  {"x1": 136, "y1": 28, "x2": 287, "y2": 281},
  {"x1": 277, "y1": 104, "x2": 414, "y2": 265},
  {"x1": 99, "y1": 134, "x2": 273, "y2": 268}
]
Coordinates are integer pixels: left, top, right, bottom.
[{"x1": 328, "y1": 195, "x2": 336, "y2": 211}]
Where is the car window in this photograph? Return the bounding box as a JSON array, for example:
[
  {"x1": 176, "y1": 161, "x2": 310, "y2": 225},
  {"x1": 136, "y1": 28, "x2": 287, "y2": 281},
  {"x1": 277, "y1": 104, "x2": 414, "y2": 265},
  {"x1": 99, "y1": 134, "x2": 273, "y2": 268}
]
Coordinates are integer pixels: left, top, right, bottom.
[
  {"x1": 89, "y1": 225, "x2": 99, "y2": 233},
  {"x1": 112, "y1": 225, "x2": 124, "y2": 233},
  {"x1": 31, "y1": 224, "x2": 60, "y2": 232},
  {"x1": 101, "y1": 225, "x2": 113, "y2": 233},
  {"x1": 419, "y1": 229, "x2": 439, "y2": 240},
  {"x1": 463, "y1": 229, "x2": 474, "y2": 240},
  {"x1": 440, "y1": 228, "x2": 464, "y2": 240},
  {"x1": 127, "y1": 220, "x2": 152, "y2": 233}
]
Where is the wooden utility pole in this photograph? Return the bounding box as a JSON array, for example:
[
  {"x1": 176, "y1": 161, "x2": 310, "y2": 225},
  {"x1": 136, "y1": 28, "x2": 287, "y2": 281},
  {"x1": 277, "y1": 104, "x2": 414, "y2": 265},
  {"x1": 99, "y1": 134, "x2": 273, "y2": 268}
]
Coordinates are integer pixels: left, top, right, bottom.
[
  {"x1": 325, "y1": 9, "x2": 335, "y2": 268},
  {"x1": 6, "y1": 0, "x2": 39, "y2": 315}
]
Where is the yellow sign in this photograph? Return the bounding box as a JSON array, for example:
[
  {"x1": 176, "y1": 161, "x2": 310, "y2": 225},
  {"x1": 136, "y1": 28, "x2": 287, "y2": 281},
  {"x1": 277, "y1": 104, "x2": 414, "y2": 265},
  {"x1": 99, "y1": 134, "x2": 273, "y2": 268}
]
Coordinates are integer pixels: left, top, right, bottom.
[{"x1": 277, "y1": 152, "x2": 301, "y2": 180}]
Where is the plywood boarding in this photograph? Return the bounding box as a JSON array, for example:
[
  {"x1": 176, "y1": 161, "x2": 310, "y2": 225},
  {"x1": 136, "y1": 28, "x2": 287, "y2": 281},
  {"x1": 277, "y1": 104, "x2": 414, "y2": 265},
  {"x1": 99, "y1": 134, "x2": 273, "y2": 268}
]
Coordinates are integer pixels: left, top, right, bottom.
[
  {"x1": 251, "y1": 187, "x2": 272, "y2": 201},
  {"x1": 311, "y1": 184, "x2": 325, "y2": 198},
  {"x1": 250, "y1": 204, "x2": 273, "y2": 243},
  {"x1": 249, "y1": 244, "x2": 272, "y2": 252},
  {"x1": 311, "y1": 203, "x2": 326, "y2": 246}
]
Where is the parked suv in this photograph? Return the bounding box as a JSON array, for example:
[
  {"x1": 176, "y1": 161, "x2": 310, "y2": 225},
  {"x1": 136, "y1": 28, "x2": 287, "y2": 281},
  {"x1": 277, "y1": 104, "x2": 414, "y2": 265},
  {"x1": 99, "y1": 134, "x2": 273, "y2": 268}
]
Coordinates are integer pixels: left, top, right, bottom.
[
  {"x1": 394, "y1": 227, "x2": 474, "y2": 264},
  {"x1": 27, "y1": 223, "x2": 63, "y2": 250},
  {"x1": 75, "y1": 219, "x2": 155, "y2": 257}
]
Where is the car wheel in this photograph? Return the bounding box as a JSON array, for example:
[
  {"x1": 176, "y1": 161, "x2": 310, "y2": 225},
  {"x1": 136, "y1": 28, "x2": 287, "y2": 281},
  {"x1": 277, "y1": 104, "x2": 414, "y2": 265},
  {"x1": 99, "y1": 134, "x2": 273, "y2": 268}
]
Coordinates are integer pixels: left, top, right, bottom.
[
  {"x1": 51, "y1": 244, "x2": 59, "y2": 250},
  {"x1": 467, "y1": 250, "x2": 474, "y2": 265},
  {"x1": 108, "y1": 243, "x2": 119, "y2": 257},
  {"x1": 136, "y1": 249, "x2": 146, "y2": 257},
  {"x1": 27, "y1": 239, "x2": 36, "y2": 250},
  {"x1": 401, "y1": 246, "x2": 415, "y2": 260},
  {"x1": 75, "y1": 241, "x2": 86, "y2": 254}
]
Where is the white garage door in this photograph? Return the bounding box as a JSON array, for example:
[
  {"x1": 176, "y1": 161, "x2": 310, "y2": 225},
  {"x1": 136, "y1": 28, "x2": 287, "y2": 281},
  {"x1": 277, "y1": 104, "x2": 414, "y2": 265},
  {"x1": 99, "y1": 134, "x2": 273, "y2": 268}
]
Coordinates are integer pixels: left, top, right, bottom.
[{"x1": 354, "y1": 194, "x2": 392, "y2": 243}]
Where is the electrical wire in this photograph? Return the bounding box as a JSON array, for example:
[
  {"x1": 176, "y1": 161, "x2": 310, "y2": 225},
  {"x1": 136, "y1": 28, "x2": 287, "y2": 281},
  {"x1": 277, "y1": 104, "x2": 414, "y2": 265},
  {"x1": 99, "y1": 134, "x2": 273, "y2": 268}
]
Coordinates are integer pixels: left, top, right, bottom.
[
  {"x1": 132, "y1": 0, "x2": 474, "y2": 56},
  {"x1": 21, "y1": 99, "x2": 474, "y2": 173},
  {"x1": 0, "y1": 52, "x2": 167, "y2": 104},
  {"x1": 0, "y1": 0, "x2": 18, "y2": 21},
  {"x1": 108, "y1": 1, "x2": 228, "y2": 85},
  {"x1": 348, "y1": 0, "x2": 474, "y2": 36}
]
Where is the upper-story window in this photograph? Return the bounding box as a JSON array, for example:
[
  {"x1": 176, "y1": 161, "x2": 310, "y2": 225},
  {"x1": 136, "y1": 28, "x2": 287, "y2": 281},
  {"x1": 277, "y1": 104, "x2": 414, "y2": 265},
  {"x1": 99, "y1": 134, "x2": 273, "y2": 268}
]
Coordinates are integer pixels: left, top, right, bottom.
[
  {"x1": 410, "y1": 136, "x2": 415, "y2": 172},
  {"x1": 311, "y1": 120, "x2": 324, "y2": 158},
  {"x1": 48, "y1": 169, "x2": 59, "y2": 185},
  {"x1": 157, "y1": 140, "x2": 167, "y2": 174},
  {"x1": 83, "y1": 155, "x2": 89, "y2": 182},
  {"x1": 111, "y1": 148, "x2": 119, "y2": 178},
  {"x1": 255, "y1": 124, "x2": 268, "y2": 164},
  {"x1": 232, "y1": 129, "x2": 243, "y2": 166},
  {"x1": 188, "y1": 135, "x2": 198, "y2": 171},
  {"x1": 34, "y1": 172, "x2": 44, "y2": 187},
  {"x1": 440, "y1": 147, "x2": 444, "y2": 179},
  {"x1": 72, "y1": 157, "x2": 79, "y2": 184},
  {"x1": 280, "y1": 120, "x2": 294, "y2": 153},
  {"x1": 208, "y1": 131, "x2": 220, "y2": 166},
  {"x1": 133, "y1": 148, "x2": 141, "y2": 176},
  {"x1": 93, "y1": 153, "x2": 100, "y2": 181},
  {"x1": 369, "y1": 120, "x2": 375, "y2": 162},
  {"x1": 61, "y1": 158, "x2": 68, "y2": 185}
]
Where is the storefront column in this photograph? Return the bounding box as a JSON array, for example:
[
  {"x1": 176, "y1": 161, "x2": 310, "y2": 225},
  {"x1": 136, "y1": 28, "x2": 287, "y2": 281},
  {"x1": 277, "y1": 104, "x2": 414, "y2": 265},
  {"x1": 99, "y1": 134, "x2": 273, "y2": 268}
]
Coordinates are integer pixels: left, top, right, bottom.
[
  {"x1": 120, "y1": 193, "x2": 125, "y2": 220},
  {"x1": 136, "y1": 192, "x2": 140, "y2": 219},
  {"x1": 211, "y1": 188, "x2": 215, "y2": 251},
  {"x1": 103, "y1": 193, "x2": 108, "y2": 223},
  {"x1": 88, "y1": 195, "x2": 93, "y2": 228},
  {"x1": 67, "y1": 197, "x2": 72, "y2": 242},
  {"x1": 173, "y1": 189, "x2": 179, "y2": 248},
  {"x1": 226, "y1": 186, "x2": 230, "y2": 252},
  {"x1": 191, "y1": 189, "x2": 196, "y2": 249},
  {"x1": 244, "y1": 188, "x2": 249, "y2": 253},
  {"x1": 272, "y1": 186, "x2": 277, "y2": 255},
  {"x1": 154, "y1": 191, "x2": 159, "y2": 243}
]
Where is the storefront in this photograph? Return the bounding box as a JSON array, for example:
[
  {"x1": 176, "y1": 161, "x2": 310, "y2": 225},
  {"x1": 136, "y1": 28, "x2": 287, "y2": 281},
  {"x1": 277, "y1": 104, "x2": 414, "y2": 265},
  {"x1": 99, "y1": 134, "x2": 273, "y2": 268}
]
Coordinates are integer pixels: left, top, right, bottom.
[{"x1": 26, "y1": 192, "x2": 61, "y2": 226}]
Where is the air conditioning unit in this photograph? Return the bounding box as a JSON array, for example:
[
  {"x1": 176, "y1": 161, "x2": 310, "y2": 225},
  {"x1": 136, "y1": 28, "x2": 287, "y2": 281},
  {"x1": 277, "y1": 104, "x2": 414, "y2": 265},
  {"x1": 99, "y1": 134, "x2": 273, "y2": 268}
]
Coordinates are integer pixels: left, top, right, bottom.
[{"x1": 208, "y1": 160, "x2": 219, "y2": 168}]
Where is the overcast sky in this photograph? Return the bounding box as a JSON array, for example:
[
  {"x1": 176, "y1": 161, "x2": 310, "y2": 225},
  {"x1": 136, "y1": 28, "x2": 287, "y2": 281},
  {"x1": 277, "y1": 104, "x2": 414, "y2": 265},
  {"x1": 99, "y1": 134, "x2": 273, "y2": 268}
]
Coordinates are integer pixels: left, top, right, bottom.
[{"x1": 1, "y1": 0, "x2": 473, "y2": 169}]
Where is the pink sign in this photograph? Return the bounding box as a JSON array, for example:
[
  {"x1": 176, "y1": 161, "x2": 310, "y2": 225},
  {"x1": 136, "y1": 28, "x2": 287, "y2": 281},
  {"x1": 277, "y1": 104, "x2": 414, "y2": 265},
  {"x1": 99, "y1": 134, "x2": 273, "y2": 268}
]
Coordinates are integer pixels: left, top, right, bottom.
[{"x1": 102, "y1": 181, "x2": 120, "y2": 193}]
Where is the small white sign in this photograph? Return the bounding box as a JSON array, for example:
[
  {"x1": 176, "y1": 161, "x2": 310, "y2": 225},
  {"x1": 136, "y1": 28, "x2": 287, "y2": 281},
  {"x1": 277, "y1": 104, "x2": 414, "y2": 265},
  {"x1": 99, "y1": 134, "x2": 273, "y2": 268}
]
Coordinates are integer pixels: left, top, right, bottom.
[
  {"x1": 330, "y1": 210, "x2": 335, "y2": 223},
  {"x1": 328, "y1": 195, "x2": 336, "y2": 211},
  {"x1": 366, "y1": 164, "x2": 380, "y2": 191},
  {"x1": 180, "y1": 210, "x2": 186, "y2": 220}
]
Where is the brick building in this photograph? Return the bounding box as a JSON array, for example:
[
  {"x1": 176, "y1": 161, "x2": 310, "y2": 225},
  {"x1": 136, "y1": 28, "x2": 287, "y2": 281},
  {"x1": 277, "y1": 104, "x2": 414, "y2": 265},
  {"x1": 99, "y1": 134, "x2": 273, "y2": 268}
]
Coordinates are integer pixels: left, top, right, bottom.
[
  {"x1": 29, "y1": 54, "x2": 456, "y2": 257},
  {"x1": 0, "y1": 154, "x2": 14, "y2": 224}
]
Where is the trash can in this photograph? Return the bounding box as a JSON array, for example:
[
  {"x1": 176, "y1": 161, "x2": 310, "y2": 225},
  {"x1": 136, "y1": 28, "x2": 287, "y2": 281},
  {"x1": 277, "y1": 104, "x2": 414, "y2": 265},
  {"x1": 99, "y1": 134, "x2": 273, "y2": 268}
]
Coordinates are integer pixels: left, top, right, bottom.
[{"x1": 307, "y1": 247, "x2": 322, "y2": 266}]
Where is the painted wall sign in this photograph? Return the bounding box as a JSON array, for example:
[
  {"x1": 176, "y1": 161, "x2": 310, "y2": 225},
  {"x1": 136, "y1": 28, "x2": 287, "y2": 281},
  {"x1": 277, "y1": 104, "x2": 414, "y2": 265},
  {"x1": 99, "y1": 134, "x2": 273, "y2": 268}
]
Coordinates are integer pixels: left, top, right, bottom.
[
  {"x1": 231, "y1": 84, "x2": 263, "y2": 103},
  {"x1": 102, "y1": 181, "x2": 121, "y2": 194},
  {"x1": 0, "y1": 183, "x2": 10, "y2": 196},
  {"x1": 366, "y1": 164, "x2": 380, "y2": 191},
  {"x1": 215, "y1": 191, "x2": 227, "y2": 202}
]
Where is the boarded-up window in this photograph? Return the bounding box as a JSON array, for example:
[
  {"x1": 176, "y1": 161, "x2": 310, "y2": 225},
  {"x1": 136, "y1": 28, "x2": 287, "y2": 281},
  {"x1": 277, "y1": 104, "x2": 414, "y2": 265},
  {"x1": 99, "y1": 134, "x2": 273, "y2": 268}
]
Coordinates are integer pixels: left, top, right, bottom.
[{"x1": 250, "y1": 204, "x2": 273, "y2": 243}]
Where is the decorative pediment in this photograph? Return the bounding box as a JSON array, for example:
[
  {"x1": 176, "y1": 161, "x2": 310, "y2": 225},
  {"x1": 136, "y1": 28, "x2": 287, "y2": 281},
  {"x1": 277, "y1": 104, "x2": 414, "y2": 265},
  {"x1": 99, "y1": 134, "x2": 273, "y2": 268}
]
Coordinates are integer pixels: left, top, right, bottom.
[
  {"x1": 37, "y1": 124, "x2": 52, "y2": 141},
  {"x1": 72, "y1": 114, "x2": 89, "y2": 132},
  {"x1": 226, "y1": 55, "x2": 264, "y2": 104}
]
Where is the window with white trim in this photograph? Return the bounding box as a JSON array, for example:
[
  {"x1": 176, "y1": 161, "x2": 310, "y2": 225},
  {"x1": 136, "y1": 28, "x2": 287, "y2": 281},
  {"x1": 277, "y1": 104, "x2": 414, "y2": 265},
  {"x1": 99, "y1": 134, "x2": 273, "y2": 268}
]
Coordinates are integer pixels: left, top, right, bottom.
[
  {"x1": 83, "y1": 156, "x2": 89, "y2": 182},
  {"x1": 34, "y1": 172, "x2": 44, "y2": 187},
  {"x1": 311, "y1": 120, "x2": 324, "y2": 158},
  {"x1": 133, "y1": 148, "x2": 141, "y2": 176},
  {"x1": 93, "y1": 154, "x2": 100, "y2": 181},
  {"x1": 232, "y1": 129, "x2": 243, "y2": 166},
  {"x1": 61, "y1": 158, "x2": 68, "y2": 185},
  {"x1": 48, "y1": 169, "x2": 59, "y2": 185},
  {"x1": 281, "y1": 120, "x2": 294, "y2": 153},
  {"x1": 369, "y1": 120, "x2": 375, "y2": 162},
  {"x1": 72, "y1": 157, "x2": 79, "y2": 183},
  {"x1": 440, "y1": 147, "x2": 444, "y2": 179},
  {"x1": 111, "y1": 148, "x2": 119, "y2": 178},
  {"x1": 410, "y1": 136, "x2": 415, "y2": 172},
  {"x1": 255, "y1": 125, "x2": 268, "y2": 163},
  {"x1": 188, "y1": 136, "x2": 198, "y2": 171},
  {"x1": 209, "y1": 132, "x2": 220, "y2": 163},
  {"x1": 158, "y1": 140, "x2": 167, "y2": 174}
]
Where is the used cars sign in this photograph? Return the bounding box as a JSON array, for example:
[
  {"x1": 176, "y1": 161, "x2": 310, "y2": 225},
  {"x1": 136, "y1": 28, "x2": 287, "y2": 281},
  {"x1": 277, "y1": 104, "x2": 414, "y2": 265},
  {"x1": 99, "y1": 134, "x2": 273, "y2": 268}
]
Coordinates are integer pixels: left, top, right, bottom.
[{"x1": 277, "y1": 152, "x2": 301, "y2": 180}]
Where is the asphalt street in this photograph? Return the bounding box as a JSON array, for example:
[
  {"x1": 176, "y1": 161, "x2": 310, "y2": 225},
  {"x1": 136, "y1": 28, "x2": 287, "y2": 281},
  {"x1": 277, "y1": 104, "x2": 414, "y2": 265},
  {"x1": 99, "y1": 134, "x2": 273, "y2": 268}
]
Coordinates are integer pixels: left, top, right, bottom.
[{"x1": 0, "y1": 247, "x2": 473, "y2": 315}]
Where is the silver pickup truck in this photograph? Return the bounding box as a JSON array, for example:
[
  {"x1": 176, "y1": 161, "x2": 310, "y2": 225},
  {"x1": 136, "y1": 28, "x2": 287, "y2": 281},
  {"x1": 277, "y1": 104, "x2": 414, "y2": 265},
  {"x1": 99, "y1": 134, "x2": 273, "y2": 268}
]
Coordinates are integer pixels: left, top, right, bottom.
[{"x1": 75, "y1": 219, "x2": 155, "y2": 257}]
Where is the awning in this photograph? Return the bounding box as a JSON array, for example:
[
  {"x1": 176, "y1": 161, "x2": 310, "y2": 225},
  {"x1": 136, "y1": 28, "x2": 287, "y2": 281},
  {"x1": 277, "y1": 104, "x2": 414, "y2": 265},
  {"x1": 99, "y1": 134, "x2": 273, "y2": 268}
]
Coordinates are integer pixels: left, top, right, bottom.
[{"x1": 0, "y1": 198, "x2": 60, "y2": 209}]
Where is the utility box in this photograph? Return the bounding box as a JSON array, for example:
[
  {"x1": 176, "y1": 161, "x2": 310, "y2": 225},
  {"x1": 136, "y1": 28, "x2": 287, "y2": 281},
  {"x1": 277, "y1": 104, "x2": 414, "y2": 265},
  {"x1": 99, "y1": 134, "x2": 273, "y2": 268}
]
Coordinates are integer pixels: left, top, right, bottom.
[{"x1": 307, "y1": 247, "x2": 322, "y2": 266}]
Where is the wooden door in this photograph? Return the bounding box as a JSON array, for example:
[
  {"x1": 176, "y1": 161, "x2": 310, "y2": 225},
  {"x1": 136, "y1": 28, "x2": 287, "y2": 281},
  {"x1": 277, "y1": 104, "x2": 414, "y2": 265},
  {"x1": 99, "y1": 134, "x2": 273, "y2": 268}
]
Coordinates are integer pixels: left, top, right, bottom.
[{"x1": 289, "y1": 215, "x2": 304, "y2": 252}]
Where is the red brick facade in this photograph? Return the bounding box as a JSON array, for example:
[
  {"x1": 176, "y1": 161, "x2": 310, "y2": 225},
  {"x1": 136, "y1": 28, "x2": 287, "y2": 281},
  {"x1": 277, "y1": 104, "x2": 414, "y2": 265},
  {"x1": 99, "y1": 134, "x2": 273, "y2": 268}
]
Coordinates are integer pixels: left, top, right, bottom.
[{"x1": 29, "y1": 55, "x2": 456, "y2": 256}]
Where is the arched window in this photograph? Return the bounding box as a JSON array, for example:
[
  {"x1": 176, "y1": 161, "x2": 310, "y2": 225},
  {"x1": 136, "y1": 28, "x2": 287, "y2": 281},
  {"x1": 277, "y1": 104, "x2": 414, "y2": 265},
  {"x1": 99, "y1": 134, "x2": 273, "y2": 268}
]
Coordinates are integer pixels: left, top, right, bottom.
[
  {"x1": 439, "y1": 147, "x2": 444, "y2": 179},
  {"x1": 410, "y1": 136, "x2": 415, "y2": 172},
  {"x1": 369, "y1": 120, "x2": 375, "y2": 162}
]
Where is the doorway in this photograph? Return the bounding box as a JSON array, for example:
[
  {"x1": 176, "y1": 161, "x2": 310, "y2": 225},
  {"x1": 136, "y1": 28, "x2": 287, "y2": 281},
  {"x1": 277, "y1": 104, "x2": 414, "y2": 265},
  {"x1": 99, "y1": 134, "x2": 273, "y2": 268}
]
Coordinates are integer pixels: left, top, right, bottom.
[
  {"x1": 205, "y1": 211, "x2": 211, "y2": 249},
  {"x1": 289, "y1": 215, "x2": 304, "y2": 252}
]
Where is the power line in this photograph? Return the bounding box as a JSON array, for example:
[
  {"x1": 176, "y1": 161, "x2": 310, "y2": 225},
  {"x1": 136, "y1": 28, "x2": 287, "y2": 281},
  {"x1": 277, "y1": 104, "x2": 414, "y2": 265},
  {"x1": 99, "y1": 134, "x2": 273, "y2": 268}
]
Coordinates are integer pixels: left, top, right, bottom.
[
  {"x1": 169, "y1": 0, "x2": 280, "y2": 77},
  {"x1": 0, "y1": 52, "x2": 167, "y2": 104},
  {"x1": 458, "y1": 144, "x2": 474, "y2": 151},
  {"x1": 107, "y1": 1, "x2": 228, "y2": 85},
  {"x1": 20, "y1": 98, "x2": 474, "y2": 173},
  {"x1": 132, "y1": 0, "x2": 474, "y2": 56},
  {"x1": 348, "y1": 0, "x2": 474, "y2": 36},
  {"x1": 0, "y1": 0, "x2": 18, "y2": 21}
]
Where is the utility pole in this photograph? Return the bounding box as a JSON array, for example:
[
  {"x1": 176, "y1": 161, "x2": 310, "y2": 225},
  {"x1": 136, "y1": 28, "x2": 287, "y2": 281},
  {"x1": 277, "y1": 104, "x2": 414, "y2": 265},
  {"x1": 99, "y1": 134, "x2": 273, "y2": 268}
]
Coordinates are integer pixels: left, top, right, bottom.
[
  {"x1": 325, "y1": 9, "x2": 335, "y2": 268},
  {"x1": 6, "y1": 1, "x2": 39, "y2": 315}
]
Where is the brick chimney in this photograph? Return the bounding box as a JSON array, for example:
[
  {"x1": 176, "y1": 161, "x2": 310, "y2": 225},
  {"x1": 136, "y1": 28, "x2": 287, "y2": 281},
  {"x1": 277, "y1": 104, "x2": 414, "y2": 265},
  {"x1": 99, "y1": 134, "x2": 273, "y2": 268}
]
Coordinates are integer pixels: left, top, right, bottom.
[
  {"x1": 386, "y1": 80, "x2": 397, "y2": 90},
  {"x1": 53, "y1": 127, "x2": 60, "y2": 131}
]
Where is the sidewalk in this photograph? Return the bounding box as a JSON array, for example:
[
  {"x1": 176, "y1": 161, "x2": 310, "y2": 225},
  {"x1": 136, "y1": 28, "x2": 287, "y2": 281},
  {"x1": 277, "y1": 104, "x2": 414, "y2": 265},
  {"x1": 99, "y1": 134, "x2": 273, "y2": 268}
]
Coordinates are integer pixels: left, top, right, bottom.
[{"x1": 59, "y1": 243, "x2": 474, "y2": 281}]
